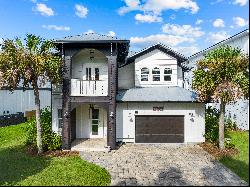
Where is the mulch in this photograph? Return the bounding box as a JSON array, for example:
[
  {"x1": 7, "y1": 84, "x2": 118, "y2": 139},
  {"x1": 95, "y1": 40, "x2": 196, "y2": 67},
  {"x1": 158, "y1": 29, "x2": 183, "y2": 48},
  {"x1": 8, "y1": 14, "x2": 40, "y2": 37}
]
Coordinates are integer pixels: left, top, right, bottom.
[
  {"x1": 199, "y1": 142, "x2": 238, "y2": 159},
  {"x1": 26, "y1": 145, "x2": 79, "y2": 157}
]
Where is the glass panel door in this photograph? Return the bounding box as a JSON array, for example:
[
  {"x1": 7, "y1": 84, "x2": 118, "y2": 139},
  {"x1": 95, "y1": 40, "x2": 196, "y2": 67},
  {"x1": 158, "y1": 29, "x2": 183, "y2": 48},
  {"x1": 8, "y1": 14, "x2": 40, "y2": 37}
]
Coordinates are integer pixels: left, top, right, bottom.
[{"x1": 91, "y1": 108, "x2": 99, "y2": 135}]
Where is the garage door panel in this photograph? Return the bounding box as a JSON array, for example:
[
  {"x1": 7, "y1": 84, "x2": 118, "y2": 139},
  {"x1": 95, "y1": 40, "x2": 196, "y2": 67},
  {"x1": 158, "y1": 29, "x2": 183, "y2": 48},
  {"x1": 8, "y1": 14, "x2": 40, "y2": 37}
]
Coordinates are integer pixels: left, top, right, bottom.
[
  {"x1": 135, "y1": 115, "x2": 184, "y2": 143},
  {"x1": 136, "y1": 135, "x2": 184, "y2": 143}
]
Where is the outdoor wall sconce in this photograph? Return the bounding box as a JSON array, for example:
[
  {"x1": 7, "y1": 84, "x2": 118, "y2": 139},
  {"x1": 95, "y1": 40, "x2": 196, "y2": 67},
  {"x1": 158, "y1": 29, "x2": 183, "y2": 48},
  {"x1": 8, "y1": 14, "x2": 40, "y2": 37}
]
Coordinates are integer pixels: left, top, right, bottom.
[
  {"x1": 64, "y1": 111, "x2": 69, "y2": 119},
  {"x1": 89, "y1": 49, "x2": 95, "y2": 61},
  {"x1": 110, "y1": 112, "x2": 114, "y2": 118}
]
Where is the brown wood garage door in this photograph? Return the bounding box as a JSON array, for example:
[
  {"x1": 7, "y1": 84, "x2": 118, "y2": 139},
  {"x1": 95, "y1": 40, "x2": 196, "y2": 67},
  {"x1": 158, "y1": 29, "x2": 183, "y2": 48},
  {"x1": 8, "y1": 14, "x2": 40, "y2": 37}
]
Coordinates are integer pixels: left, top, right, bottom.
[{"x1": 135, "y1": 115, "x2": 184, "y2": 143}]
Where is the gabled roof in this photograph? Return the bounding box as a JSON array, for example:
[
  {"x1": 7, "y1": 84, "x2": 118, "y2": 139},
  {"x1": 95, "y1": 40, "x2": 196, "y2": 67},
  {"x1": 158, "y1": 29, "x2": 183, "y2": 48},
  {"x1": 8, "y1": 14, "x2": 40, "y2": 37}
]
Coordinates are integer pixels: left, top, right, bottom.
[
  {"x1": 129, "y1": 43, "x2": 187, "y2": 61},
  {"x1": 116, "y1": 86, "x2": 198, "y2": 102},
  {"x1": 54, "y1": 32, "x2": 130, "y2": 43},
  {"x1": 188, "y1": 29, "x2": 249, "y2": 59}
]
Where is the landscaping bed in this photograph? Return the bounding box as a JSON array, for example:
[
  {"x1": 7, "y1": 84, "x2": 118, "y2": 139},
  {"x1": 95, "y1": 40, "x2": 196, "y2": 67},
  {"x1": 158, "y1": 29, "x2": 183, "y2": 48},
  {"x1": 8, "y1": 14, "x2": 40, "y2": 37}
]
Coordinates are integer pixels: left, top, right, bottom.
[
  {"x1": 200, "y1": 130, "x2": 249, "y2": 183},
  {"x1": 0, "y1": 123, "x2": 111, "y2": 186}
]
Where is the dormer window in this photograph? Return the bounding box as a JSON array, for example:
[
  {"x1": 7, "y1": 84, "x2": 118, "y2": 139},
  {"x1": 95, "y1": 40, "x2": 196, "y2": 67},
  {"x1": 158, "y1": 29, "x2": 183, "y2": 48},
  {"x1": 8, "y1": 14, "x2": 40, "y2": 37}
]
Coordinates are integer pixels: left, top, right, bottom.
[
  {"x1": 164, "y1": 67, "x2": 172, "y2": 81},
  {"x1": 152, "y1": 67, "x2": 160, "y2": 81},
  {"x1": 141, "y1": 67, "x2": 149, "y2": 81}
]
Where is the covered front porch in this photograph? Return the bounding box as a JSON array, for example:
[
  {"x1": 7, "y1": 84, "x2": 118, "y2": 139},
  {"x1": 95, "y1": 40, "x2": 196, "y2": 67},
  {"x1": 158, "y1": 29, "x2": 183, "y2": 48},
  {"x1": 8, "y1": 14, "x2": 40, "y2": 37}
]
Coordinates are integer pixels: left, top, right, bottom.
[{"x1": 69, "y1": 103, "x2": 111, "y2": 152}]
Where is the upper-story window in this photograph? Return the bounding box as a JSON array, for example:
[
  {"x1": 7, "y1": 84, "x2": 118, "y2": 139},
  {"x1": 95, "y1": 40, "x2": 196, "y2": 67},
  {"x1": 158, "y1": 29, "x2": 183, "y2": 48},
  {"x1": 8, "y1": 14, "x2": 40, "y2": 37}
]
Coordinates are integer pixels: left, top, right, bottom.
[
  {"x1": 141, "y1": 67, "x2": 149, "y2": 81},
  {"x1": 164, "y1": 67, "x2": 172, "y2": 81},
  {"x1": 152, "y1": 67, "x2": 160, "y2": 81}
]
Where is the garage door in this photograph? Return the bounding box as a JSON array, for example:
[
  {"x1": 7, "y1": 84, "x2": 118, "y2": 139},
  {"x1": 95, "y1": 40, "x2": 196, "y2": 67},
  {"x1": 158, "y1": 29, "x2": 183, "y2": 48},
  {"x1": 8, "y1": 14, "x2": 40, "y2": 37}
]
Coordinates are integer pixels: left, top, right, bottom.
[{"x1": 135, "y1": 115, "x2": 184, "y2": 143}]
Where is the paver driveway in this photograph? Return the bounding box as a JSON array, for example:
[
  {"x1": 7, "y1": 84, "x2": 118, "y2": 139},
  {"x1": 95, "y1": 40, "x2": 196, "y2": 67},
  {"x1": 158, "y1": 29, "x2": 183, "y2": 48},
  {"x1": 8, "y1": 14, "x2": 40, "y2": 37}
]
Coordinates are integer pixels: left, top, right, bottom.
[{"x1": 80, "y1": 144, "x2": 248, "y2": 186}]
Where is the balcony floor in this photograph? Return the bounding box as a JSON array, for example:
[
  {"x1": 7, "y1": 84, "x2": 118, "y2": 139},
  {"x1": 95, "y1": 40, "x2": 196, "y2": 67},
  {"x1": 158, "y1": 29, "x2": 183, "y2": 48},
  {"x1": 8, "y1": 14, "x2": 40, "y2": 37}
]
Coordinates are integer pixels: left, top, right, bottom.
[{"x1": 71, "y1": 138, "x2": 110, "y2": 152}]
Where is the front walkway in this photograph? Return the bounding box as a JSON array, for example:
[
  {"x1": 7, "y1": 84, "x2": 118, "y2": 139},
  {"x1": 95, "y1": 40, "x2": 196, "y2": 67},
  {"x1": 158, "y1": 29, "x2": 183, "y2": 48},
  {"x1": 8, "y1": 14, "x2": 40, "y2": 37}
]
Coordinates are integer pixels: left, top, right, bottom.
[
  {"x1": 71, "y1": 138, "x2": 109, "y2": 152},
  {"x1": 80, "y1": 144, "x2": 248, "y2": 186}
]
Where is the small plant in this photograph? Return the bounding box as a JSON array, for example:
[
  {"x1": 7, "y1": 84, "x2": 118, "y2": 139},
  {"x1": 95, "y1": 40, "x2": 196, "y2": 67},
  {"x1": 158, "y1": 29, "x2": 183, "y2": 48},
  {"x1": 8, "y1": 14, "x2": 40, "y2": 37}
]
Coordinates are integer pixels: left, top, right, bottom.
[
  {"x1": 204, "y1": 106, "x2": 236, "y2": 148},
  {"x1": 26, "y1": 107, "x2": 62, "y2": 151}
]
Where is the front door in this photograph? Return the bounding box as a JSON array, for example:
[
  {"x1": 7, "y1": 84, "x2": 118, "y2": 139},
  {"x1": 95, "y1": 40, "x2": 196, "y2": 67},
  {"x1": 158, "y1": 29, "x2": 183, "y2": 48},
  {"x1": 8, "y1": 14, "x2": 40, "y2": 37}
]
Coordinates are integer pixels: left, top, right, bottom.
[{"x1": 90, "y1": 108, "x2": 104, "y2": 138}]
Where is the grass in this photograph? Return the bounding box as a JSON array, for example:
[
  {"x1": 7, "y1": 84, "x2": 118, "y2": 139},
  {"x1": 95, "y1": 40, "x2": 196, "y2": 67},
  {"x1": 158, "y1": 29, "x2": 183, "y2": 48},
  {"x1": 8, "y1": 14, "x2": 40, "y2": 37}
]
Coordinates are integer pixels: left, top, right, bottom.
[
  {"x1": 220, "y1": 131, "x2": 249, "y2": 183},
  {"x1": 0, "y1": 123, "x2": 111, "y2": 186}
]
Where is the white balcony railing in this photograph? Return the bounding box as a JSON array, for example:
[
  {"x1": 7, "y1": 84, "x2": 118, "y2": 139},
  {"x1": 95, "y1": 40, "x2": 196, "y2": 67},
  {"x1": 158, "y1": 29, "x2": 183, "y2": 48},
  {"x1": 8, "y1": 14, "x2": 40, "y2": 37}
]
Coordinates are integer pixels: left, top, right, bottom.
[{"x1": 71, "y1": 79, "x2": 108, "y2": 96}]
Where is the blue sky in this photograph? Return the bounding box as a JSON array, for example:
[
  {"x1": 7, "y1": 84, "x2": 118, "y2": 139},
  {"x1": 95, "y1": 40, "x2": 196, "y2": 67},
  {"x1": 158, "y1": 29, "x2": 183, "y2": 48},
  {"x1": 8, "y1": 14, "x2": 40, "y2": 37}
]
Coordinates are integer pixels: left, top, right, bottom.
[{"x1": 0, "y1": 0, "x2": 249, "y2": 56}]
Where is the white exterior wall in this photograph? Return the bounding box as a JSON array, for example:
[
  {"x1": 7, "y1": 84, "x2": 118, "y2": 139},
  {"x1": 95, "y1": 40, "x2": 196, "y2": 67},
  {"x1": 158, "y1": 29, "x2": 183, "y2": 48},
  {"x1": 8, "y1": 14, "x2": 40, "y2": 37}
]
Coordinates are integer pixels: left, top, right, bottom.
[
  {"x1": 0, "y1": 89, "x2": 51, "y2": 115},
  {"x1": 75, "y1": 104, "x2": 107, "y2": 139},
  {"x1": 52, "y1": 94, "x2": 62, "y2": 133},
  {"x1": 116, "y1": 102, "x2": 205, "y2": 143},
  {"x1": 134, "y1": 49, "x2": 180, "y2": 87},
  {"x1": 184, "y1": 31, "x2": 249, "y2": 130},
  {"x1": 118, "y1": 63, "x2": 135, "y2": 89}
]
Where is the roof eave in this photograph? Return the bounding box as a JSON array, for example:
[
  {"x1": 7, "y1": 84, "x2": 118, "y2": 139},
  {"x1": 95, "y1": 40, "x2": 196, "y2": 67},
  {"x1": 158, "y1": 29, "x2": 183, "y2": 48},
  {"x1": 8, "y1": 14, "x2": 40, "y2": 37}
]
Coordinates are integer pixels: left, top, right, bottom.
[{"x1": 53, "y1": 40, "x2": 130, "y2": 44}]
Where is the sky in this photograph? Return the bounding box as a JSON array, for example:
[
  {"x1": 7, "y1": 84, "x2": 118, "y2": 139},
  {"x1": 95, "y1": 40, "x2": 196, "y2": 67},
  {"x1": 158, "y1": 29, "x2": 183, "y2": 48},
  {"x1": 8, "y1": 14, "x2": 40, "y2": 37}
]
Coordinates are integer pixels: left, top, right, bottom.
[{"x1": 0, "y1": 0, "x2": 249, "y2": 56}]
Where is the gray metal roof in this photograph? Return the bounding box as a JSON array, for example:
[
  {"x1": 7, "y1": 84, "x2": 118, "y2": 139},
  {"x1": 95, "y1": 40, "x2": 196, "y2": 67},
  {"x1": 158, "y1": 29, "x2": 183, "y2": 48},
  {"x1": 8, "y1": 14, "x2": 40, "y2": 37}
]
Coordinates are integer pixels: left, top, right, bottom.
[
  {"x1": 116, "y1": 86, "x2": 198, "y2": 102},
  {"x1": 54, "y1": 32, "x2": 129, "y2": 43}
]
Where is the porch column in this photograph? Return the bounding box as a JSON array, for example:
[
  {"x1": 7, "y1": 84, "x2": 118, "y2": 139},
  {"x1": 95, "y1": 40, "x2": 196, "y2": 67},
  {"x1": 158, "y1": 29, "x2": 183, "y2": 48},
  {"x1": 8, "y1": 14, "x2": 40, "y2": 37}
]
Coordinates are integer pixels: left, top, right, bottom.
[
  {"x1": 62, "y1": 55, "x2": 72, "y2": 150},
  {"x1": 107, "y1": 55, "x2": 117, "y2": 149}
]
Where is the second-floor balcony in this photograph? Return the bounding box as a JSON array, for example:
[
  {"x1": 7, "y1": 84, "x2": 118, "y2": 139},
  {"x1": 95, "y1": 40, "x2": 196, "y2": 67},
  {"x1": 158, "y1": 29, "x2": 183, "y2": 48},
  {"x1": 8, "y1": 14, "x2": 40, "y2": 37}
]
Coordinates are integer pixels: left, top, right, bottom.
[{"x1": 71, "y1": 79, "x2": 108, "y2": 96}]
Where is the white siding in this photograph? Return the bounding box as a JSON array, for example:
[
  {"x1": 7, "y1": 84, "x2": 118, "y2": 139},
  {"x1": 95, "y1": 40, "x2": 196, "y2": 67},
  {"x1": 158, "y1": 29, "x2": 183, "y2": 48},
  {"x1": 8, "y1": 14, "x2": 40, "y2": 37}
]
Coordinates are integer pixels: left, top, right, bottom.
[
  {"x1": 118, "y1": 63, "x2": 135, "y2": 89},
  {"x1": 52, "y1": 94, "x2": 62, "y2": 133},
  {"x1": 0, "y1": 89, "x2": 51, "y2": 115},
  {"x1": 116, "y1": 102, "x2": 205, "y2": 143},
  {"x1": 134, "y1": 49, "x2": 179, "y2": 87}
]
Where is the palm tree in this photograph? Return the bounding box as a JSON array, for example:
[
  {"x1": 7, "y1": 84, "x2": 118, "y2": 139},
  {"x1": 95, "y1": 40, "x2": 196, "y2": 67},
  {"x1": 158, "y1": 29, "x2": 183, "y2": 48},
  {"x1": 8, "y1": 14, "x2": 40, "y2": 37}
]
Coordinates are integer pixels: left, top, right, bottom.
[{"x1": 0, "y1": 34, "x2": 62, "y2": 153}]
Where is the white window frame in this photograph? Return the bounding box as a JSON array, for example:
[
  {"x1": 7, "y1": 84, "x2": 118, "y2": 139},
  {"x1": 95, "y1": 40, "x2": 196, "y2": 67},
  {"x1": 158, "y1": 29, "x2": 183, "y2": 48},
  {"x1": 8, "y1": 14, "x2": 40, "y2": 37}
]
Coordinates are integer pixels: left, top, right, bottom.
[
  {"x1": 164, "y1": 67, "x2": 172, "y2": 82},
  {"x1": 141, "y1": 67, "x2": 149, "y2": 81},
  {"x1": 152, "y1": 67, "x2": 160, "y2": 81}
]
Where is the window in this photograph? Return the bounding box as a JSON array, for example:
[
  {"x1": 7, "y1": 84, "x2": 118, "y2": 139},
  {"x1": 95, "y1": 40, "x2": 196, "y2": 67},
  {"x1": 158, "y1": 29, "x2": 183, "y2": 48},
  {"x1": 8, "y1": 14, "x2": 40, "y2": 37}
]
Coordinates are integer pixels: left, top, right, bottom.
[
  {"x1": 164, "y1": 68, "x2": 172, "y2": 81},
  {"x1": 95, "y1": 68, "x2": 99, "y2": 80},
  {"x1": 58, "y1": 109, "x2": 63, "y2": 128},
  {"x1": 152, "y1": 67, "x2": 160, "y2": 81},
  {"x1": 141, "y1": 67, "x2": 149, "y2": 81}
]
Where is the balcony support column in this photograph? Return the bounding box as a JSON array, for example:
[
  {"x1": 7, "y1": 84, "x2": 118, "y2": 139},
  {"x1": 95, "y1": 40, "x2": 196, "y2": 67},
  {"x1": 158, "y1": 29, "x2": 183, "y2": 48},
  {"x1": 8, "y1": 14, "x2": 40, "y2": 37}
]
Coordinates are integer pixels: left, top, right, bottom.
[{"x1": 62, "y1": 55, "x2": 72, "y2": 150}]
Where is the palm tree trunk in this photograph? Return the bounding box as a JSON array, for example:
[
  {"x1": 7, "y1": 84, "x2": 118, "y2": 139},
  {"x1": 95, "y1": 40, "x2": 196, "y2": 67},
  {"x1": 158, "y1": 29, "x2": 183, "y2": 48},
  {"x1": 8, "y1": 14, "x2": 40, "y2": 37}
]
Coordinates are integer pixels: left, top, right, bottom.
[
  {"x1": 32, "y1": 81, "x2": 43, "y2": 154},
  {"x1": 219, "y1": 102, "x2": 225, "y2": 149}
]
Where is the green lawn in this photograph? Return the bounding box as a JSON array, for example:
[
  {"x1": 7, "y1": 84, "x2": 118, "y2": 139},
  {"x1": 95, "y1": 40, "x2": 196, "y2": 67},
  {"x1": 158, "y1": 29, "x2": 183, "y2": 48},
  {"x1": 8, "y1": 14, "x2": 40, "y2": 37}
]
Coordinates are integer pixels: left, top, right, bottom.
[
  {"x1": 220, "y1": 131, "x2": 249, "y2": 183},
  {"x1": 0, "y1": 123, "x2": 111, "y2": 186}
]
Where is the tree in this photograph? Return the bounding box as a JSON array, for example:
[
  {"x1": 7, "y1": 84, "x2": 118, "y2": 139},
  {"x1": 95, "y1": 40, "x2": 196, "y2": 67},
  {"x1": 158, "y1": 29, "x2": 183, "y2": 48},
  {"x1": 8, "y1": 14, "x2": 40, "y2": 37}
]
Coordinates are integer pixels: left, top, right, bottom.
[
  {"x1": 0, "y1": 34, "x2": 61, "y2": 154},
  {"x1": 192, "y1": 45, "x2": 249, "y2": 149}
]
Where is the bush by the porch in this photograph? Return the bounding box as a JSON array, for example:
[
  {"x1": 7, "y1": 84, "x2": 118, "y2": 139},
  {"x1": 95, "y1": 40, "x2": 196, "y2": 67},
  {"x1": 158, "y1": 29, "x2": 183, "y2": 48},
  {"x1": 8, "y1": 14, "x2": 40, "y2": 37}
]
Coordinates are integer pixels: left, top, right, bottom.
[{"x1": 26, "y1": 107, "x2": 62, "y2": 151}]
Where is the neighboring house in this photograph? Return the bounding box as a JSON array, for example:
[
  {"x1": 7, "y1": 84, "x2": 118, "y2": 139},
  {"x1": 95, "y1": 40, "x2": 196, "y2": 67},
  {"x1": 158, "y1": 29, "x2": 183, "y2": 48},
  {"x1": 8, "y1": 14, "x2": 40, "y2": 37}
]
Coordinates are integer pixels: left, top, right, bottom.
[
  {"x1": 184, "y1": 29, "x2": 249, "y2": 130},
  {"x1": 0, "y1": 84, "x2": 51, "y2": 116},
  {"x1": 52, "y1": 33, "x2": 205, "y2": 150}
]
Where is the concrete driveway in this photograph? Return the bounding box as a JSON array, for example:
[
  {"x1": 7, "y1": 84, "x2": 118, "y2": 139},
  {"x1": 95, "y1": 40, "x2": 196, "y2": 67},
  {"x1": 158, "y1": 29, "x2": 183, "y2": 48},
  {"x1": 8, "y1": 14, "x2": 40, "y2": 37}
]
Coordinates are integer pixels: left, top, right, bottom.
[{"x1": 80, "y1": 144, "x2": 247, "y2": 186}]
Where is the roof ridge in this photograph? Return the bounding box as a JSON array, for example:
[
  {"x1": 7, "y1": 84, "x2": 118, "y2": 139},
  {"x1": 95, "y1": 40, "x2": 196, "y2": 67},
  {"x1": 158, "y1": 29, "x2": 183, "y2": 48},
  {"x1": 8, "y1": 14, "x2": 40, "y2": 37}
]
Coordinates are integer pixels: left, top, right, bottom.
[{"x1": 188, "y1": 28, "x2": 249, "y2": 59}]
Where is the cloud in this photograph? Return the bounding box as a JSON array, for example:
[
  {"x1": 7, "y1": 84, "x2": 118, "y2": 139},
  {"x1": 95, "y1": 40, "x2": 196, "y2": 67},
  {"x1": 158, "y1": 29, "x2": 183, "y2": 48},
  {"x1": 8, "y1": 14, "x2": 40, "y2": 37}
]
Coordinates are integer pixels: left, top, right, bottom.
[
  {"x1": 107, "y1": 31, "x2": 116, "y2": 37},
  {"x1": 233, "y1": 0, "x2": 248, "y2": 6},
  {"x1": 84, "y1": 29, "x2": 95, "y2": 34},
  {"x1": 173, "y1": 46, "x2": 200, "y2": 56},
  {"x1": 195, "y1": 19, "x2": 203, "y2": 25},
  {"x1": 162, "y1": 23, "x2": 205, "y2": 38},
  {"x1": 118, "y1": 0, "x2": 199, "y2": 23},
  {"x1": 118, "y1": 0, "x2": 141, "y2": 15},
  {"x1": 135, "y1": 13, "x2": 162, "y2": 23},
  {"x1": 213, "y1": 18, "x2": 225, "y2": 27},
  {"x1": 34, "y1": 3, "x2": 54, "y2": 16},
  {"x1": 42, "y1": 25, "x2": 70, "y2": 31},
  {"x1": 130, "y1": 34, "x2": 195, "y2": 48},
  {"x1": 75, "y1": 4, "x2": 88, "y2": 18},
  {"x1": 232, "y1": 16, "x2": 249, "y2": 27},
  {"x1": 206, "y1": 31, "x2": 230, "y2": 43}
]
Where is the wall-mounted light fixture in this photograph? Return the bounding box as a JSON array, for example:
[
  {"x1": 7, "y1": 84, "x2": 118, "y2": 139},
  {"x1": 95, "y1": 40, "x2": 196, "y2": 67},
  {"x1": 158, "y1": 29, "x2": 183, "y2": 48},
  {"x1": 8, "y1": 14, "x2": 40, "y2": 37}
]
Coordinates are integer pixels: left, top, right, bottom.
[{"x1": 90, "y1": 49, "x2": 95, "y2": 61}]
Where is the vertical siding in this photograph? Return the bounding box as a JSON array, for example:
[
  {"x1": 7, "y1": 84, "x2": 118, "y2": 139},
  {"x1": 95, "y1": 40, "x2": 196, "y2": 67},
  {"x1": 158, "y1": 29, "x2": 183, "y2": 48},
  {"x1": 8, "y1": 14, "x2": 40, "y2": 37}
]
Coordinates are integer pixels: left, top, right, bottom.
[
  {"x1": 118, "y1": 63, "x2": 135, "y2": 89},
  {"x1": 0, "y1": 89, "x2": 51, "y2": 115},
  {"x1": 116, "y1": 102, "x2": 205, "y2": 143}
]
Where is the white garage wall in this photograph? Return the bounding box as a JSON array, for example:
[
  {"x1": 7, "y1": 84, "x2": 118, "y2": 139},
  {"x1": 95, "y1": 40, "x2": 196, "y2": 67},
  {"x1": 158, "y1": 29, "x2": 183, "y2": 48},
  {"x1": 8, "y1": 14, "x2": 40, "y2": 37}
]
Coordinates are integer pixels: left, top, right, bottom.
[
  {"x1": 116, "y1": 102, "x2": 205, "y2": 143},
  {"x1": 0, "y1": 89, "x2": 51, "y2": 115}
]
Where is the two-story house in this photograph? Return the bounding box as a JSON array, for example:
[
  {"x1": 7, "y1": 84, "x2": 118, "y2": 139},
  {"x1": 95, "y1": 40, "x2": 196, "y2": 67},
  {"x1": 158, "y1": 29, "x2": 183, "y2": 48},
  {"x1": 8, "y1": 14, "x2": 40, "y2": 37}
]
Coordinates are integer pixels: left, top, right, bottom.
[{"x1": 52, "y1": 33, "x2": 205, "y2": 151}]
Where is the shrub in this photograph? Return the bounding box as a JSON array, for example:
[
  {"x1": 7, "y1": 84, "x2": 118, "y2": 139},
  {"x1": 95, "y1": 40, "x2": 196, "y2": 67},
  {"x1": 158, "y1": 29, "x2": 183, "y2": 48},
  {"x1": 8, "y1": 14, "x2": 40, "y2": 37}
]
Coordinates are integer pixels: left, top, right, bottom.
[
  {"x1": 205, "y1": 106, "x2": 236, "y2": 148},
  {"x1": 26, "y1": 107, "x2": 62, "y2": 151}
]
